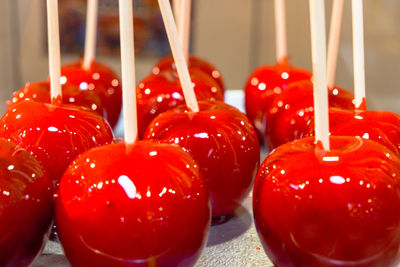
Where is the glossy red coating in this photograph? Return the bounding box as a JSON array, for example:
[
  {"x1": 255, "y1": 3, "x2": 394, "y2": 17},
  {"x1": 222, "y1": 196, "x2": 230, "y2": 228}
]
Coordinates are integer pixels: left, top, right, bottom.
[
  {"x1": 303, "y1": 108, "x2": 400, "y2": 155},
  {"x1": 265, "y1": 80, "x2": 354, "y2": 150},
  {"x1": 137, "y1": 69, "x2": 224, "y2": 138},
  {"x1": 8, "y1": 81, "x2": 105, "y2": 117},
  {"x1": 144, "y1": 101, "x2": 260, "y2": 217},
  {"x1": 253, "y1": 136, "x2": 400, "y2": 267},
  {"x1": 0, "y1": 100, "x2": 114, "y2": 186},
  {"x1": 61, "y1": 60, "x2": 122, "y2": 128},
  {"x1": 244, "y1": 63, "x2": 312, "y2": 139},
  {"x1": 56, "y1": 140, "x2": 211, "y2": 267},
  {"x1": 154, "y1": 55, "x2": 225, "y2": 91},
  {"x1": 0, "y1": 138, "x2": 53, "y2": 266}
]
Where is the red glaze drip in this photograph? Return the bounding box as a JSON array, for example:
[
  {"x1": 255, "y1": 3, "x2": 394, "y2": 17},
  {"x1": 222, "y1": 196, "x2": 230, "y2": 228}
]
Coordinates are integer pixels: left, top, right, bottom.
[
  {"x1": 265, "y1": 80, "x2": 354, "y2": 150},
  {"x1": 277, "y1": 57, "x2": 289, "y2": 66},
  {"x1": 56, "y1": 141, "x2": 211, "y2": 267},
  {"x1": 356, "y1": 97, "x2": 367, "y2": 110},
  {"x1": 61, "y1": 60, "x2": 122, "y2": 128},
  {"x1": 0, "y1": 138, "x2": 53, "y2": 267},
  {"x1": 8, "y1": 81, "x2": 105, "y2": 117},
  {"x1": 253, "y1": 136, "x2": 400, "y2": 267},
  {"x1": 137, "y1": 69, "x2": 224, "y2": 138},
  {"x1": 244, "y1": 63, "x2": 312, "y2": 140},
  {"x1": 144, "y1": 101, "x2": 260, "y2": 217},
  {"x1": 154, "y1": 55, "x2": 225, "y2": 92},
  {"x1": 51, "y1": 94, "x2": 63, "y2": 106},
  {"x1": 303, "y1": 108, "x2": 400, "y2": 155},
  {"x1": 0, "y1": 100, "x2": 114, "y2": 187}
]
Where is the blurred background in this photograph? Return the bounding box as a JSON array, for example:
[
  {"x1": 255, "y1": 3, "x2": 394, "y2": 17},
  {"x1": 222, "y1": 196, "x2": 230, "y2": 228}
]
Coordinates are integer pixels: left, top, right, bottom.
[{"x1": 1, "y1": 0, "x2": 400, "y2": 115}]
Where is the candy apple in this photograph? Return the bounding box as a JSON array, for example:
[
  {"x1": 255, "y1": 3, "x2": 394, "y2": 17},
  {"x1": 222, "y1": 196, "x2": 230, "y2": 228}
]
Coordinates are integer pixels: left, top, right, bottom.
[
  {"x1": 244, "y1": 62, "x2": 312, "y2": 139},
  {"x1": 253, "y1": 136, "x2": 400, "y2": 266},
  {"x1": 144, "y1": 101, "x2": 260, "y2": 218},
  {"x1": 8, "y1": 81, "x2": 105, "y2": 117},
  {"x1": 0, "y1": 138, "x2": 53, "y2": 266},
  {"x1": 137, "y1": 69, "x2": 223, "y2": 138},
  {"x1": 56, "y1": 140, "x2": 211, "y2": 267},
  {"x1": 265, "y1": 80, "x2": 354, "y2": 150},
  {"x1": 0, "y1": 100, "x2": 114, "y2": 186},
  {"x1": 154, "y1": 55, "x2": 225, "y2": 92},
  {"x1": 61, "y1": 60, "x2": 122, "y2": 128},
  {"x1": 303, "y1": 108, "x2": 400, "y2": 155}
]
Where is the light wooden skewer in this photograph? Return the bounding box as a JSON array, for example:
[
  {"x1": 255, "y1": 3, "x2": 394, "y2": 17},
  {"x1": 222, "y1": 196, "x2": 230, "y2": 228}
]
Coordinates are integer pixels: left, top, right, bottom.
[
  {"x1": 173, "y1": 0, "x2": 181, "y2": 26},
  {"x1": 46, "y1": 0, "x2": 62, "y2": 105},
  {"x1": 327, "y1": 0, "x2": 344, "y2": 88},
  {"x1": 309, "y1": 0, "x2": 330, "y2": 150},
  {"x1": 158, "y1": 0, "x2": 199, "y2": 113},
  {"x1": 119, "y1": 0, "x2": 138, "y2": 144},
  {"x1": 352, "y1": 0, "x2": 366, "y2": 109},
  {"x1": 274, "y1": 0, "x2": 287, "y2": 63},
  {"x1": 83, "y1": 0, "x2": 98, "y2": 70},
  {"x1": 179, "y1": 0, "x2": 191, "y2": 63}
]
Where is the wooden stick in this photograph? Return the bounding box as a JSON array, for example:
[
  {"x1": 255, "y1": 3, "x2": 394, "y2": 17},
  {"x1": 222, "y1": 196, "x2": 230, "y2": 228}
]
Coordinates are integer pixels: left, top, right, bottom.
[
  {"x1": 83, "y1": 0, "x2": 98, "y2": 70},
  {"x1": 274, "y1": 0, "x2": 287, "y2": 63},
  {"x1": 46, "y1": 0, "x2": 62, "y2": 105},
  {"x1": 158, "y1": 0, "x2": 199, "y2": 112},
  {"x1": 173, "y1": 0, "x2": 181, "y2": 26},
  {"x1": 309, "y1": 0, "x2": 330, "y2": 150},
  {"x1": 352, "y1": 0, "x2": 366, "y2": 109},
  {"x1": 179, "y1": 0, "x2": 191, "y2": 62},
  {"x1": 119, "y1": 0, "x2": 138, "y2": 144},
  {"x1": 326, "y1": 0, "x2": 344, "y2": 88}
]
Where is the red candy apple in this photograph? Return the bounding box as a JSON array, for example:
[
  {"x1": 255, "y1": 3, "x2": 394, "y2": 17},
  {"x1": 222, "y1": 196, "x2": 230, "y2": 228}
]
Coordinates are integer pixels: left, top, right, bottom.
[
  {"x1": 8, "y1": 81, "x2": 105, "y2": 117},
  {"x1": 0, "y1": 100, "x2": 114, "y2": 186},
  {"x1": 154, "y1": 55, "x2": 225, "y2": 92},
  {"x1": 253, "y1": 136, "x2": 400, "y2": 266},
  {"x1": 61, "y1": 60, "x2": 122, "y2": 128},
  {"x1": 144, "y1": 101, "x2": 260, "y2": 218},
  {"x1": 56, "y1": 140, "x2": 211, "y2": 267},
  {"x1": 137, "y1": 69, "x2": 224, "y2": 138},
  {"x1": 0, "y1": 138, "x2": 53, "y2": 266},
  {"x1": 244, "y1": 62, "x2": 312, "y2": 139},
  {"x1": 264, "y1": 80, "x2": 354, "y2": 150},
  {"x1": 303, "y1": 107, "x2": 400, "y2": 155}
]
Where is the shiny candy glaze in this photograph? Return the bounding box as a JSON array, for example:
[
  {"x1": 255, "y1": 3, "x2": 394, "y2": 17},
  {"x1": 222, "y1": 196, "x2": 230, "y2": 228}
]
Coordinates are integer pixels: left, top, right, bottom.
[
  {"x1": 304, "y1": 108, "x2": 400, "y2": 155},
  {"x1": 56, "y1": 141, "x2": 211, "y2": 267},
  {"x1": 137, "y1": 69, "x2": 224, "y2": 138},
  {"x1": 144, "y1": 101, "x2": 260, "y2": 217},
  {"x1": 0, "y1": 138, "x2": 53, "y2": 267},
  {"x1": 265, "y1": 80, "x2": 354, "y2": 150},
  {"x1": 61, "y1": 60, "x2": 122, "y2": 128},
  {"x1": 154, "y1": 55, "x2": 225, "y2": 92},
  {"x1": 253, "y1": 136, "x2": 400, "y2": 267},
  {"x1": 0, "y1": 100, "x2": 114, "y2": 186},
  {"x1": 8, "y1": 81, "x2": 105, "y2": 117},
  {"x1": 244, "y1": 63, "x2": 312, "y2": 139}
]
